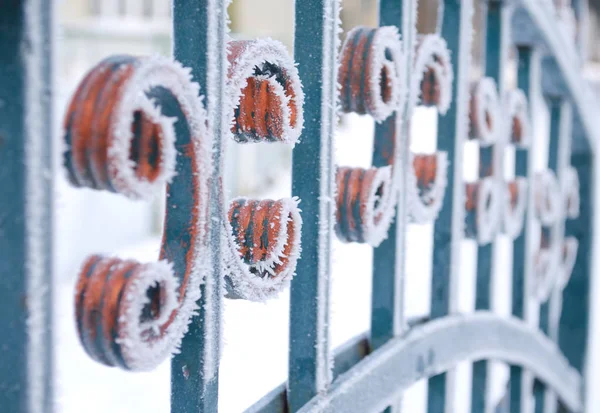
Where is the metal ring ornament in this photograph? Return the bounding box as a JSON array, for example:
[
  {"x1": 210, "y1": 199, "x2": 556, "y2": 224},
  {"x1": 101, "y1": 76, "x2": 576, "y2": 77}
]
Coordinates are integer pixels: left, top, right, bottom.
[
  {"x1": 502, "y1": 178, "x2": 528, "y2": 239},
  {"x1": 556, "y1": 236, "x2": 579, "y2": 290},
  {"x1": 227, "y1": 39, "x2": 304, "y2": 144},
  {"x1": 504, "y1": 89, "x2": 531, "y2": 147},
  {"x1": 65, "y1": 55, "x2": 211, "y2": 371},
  {"x1": 335, "y1": 26, "x2": 404, "y2": 246},
  {"x1": 562, "y1": 166, "x2": 580, "y2": 219},
  {"x1": 465, "y1": 177, "x2": 501, "y2": 245},
  {"x1": 408, "y1": 152, "x2": 449, "y2": 223},
  {"x1": 534, "y1": 170, "x2": 561, "y2": 227},
  {"x1": 469, "y1": 77, "x2": 500, "y2": 147},
  {"x1": 411, "y1": 34, "x2": 453, "y2": 115},
  {"x1": 223, "y1": 39, "x2": 304, "y2": 301},
  {"x1": 532, "y1": 246, "x2": 557, "y2": 302},
  {"x1": 338, "y1": 26, "x2": 405, "y2": 122}
]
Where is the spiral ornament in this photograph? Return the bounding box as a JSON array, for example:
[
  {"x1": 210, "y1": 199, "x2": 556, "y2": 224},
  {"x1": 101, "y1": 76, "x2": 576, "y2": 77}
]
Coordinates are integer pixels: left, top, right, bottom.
[
  {"x1": 469, "y1": 77, "x2": 500, "y2": 147},
  {"x1": 335, "y1": 26, "x2": 404, "y2": 246},
  {"x1": 65, "y1": 55, "x2": 211, "y2": 371},
  {"x1": 465, "y1": 177, "x2": 501, "y2": 245},
  {"x1": 408, "y1": 152, "x2": 448, "y2": 223},
  {"x1": 502, "y1": 178, "x2": 528, "y2": 239},
  {"x1": 504, "y1": 89, "x2": 531, "y2": 147},
  {"x1": 411, "y1": 34, "x2": 453, "y2": 115},
  {"x1": 222, "y1": 39, "x2": 304, "y2": 301}
]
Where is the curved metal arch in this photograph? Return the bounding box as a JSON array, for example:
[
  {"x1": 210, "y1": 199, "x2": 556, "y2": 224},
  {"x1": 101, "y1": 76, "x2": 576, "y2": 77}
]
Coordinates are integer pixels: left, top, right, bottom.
[
  {"x1": 297, "y1": 312, "x2": 582, "y2": 413},
  {"x1": 512, "y1": 0, "x2": 599, "y2": 152}
]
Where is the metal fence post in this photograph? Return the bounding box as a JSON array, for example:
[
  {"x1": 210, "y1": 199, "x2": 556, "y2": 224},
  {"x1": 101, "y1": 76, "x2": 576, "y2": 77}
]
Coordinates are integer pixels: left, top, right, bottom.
[
  {"x1": 288, "y1": 0, "x2": 338, "y2": 411},
  {"x1": 171, "y1": 1, "x2": 227, "y2": 412},
  {"x1": 428, "y1": 0, "x2": 473, "y2": 411},
  {"x1": 0, "y1": 1, "x2": 54, "y2": 412}
]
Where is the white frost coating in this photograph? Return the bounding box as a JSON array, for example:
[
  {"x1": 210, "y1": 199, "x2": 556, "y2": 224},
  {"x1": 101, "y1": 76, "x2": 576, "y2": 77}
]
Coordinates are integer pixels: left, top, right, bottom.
[
  {"x1": 109, "y1": 57, "x2": 193, "y2": 199},
  {"x1": 408, "y1": 152, "x2": 449, "y2": 223},
  {"x1": 562, "y1": 166, "x2": 580, "y2": 219},
  {"x1": 297, "y1": 312, "x2": 582, "y2": 413},
  {"x1": 116, "y1": 260, "x2": 190, "y2": 371},
  {"x1": 108, "y1": 56, "x2": 189, "y2": 199},
  {"x1": 410, "y1": 34, "x2": 453, "y2": 115},
  {"x1": 502, "y1": 178, "x2": 528, "y2": 239},
  {"x1": 469, "y1": 77, "x2": 500, "y2": 147},
  {"x1": 316, "y1": 0, "x2": 341, "y2": 393},
  {"x1": 225, "y1": 38, "x2": 304, "y2": 144},
  {"x1": 370, "y1": 26, "x2": 404, "y2": 121},
  {"x1": 202, "y1": 0, "x2": 230, "y2": 384},
  {"x1": 365, "y1": 166, "x2": 395, "y2": 245},
  {"x1": 504, "y1": 89, "x2": 531, "y2": 148},
  {"x1": 24, "y1": 0, "x2": 48, "y2": 410},
  {"x1": 556, "y1": 236, "x2": 579, "y2": 290},
  {"x1": 534, "y1": 170, "x2": 561, "y2": 226},
  {"x1": 474, "y1": 177, "x2": 501, "y2": 245},
  {"x1": 222, "y1": 197, "x2": 303, "y2": 301},
  {"x1": 532, "y1": 248, "x2": 557, "y2": 302}
]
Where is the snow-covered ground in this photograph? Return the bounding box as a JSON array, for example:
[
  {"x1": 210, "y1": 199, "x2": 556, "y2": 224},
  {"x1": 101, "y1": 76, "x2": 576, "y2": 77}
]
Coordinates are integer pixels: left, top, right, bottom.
[{"x1": 55, "y1": 104, "x2": 600, "y2": 413}]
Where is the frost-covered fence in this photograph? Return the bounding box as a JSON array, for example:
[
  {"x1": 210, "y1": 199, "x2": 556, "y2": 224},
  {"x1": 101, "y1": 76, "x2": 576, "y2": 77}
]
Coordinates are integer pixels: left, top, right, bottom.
[{"x1": 1, "y1": 0, "x2": 599, "y2": 412}]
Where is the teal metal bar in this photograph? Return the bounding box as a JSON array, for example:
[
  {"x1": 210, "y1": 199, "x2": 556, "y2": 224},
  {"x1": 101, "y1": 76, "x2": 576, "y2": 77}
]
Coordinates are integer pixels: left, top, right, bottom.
[
  {"x1": 288, "y1": 0, "x2": 338, "y2": 411},
  {"x1": 533, "y1": 95, "x2": 564, "y2": 413},
  {"x1": 508, "y1": 45, "x2": 534, "y2": 413},
  {"x1": 428, "y1": 0, "x2": 473, "y2": 410},
  {"x1": 171, "y1": 1, "x2": 227, "y2": 411},
  {"x1": 0, "y1": 1, "x2": 54, "y2": 412},
  {"x1": 558, "y1": 115, "x2": 592, "y2": 411},
  {"x1": 472, "y1": 2, "x2": 506, "y2": 411},
  {"x1": 370, "y1": 0, "x2": 407, "y2": 353}
]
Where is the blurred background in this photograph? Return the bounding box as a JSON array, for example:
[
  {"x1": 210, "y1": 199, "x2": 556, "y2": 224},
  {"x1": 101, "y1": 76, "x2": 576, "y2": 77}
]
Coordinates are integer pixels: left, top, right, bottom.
[{"x1": 53, "y1": 1, "x2": 600, "y2": 412}]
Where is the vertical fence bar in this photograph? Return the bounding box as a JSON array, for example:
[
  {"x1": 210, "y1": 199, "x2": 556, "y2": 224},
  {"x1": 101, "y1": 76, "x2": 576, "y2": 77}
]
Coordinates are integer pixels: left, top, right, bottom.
[
  {"x1": 372, "y1": 1, "x2": 414, "y2": 411},
  {"x1": 428, "y1": 0, "x2": 473, "y2": 411},
  {"x1": 471, "y1": 2, "x2": 507, "y2": 411},
  {"x1": 0, "y1": 1, "x2": 54, "y2": 412},
  {"x1": 288, "y1": 0, "x2": 338, "y2": 411},
  {"x1": 171, "y1": 1, "x2": 227, "y2": 411},
  {"x1": 558, "y1": 114, "x2": 593, "y2": 410},
  {"x1": 532, "y1": 95, "x2": 565, "y2": 413},
  {"x1": 508, "y1": 45, "x2": 535, "y2": 413},
  {"x1": 370, "y1": 0, "x2": 408, "y2": 354}
]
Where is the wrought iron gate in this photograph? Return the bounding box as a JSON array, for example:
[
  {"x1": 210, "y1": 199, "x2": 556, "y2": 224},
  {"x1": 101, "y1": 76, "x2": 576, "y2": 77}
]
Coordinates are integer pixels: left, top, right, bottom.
[{"x1": 0, "y1": 0, "x2": 597, "y2": 412}]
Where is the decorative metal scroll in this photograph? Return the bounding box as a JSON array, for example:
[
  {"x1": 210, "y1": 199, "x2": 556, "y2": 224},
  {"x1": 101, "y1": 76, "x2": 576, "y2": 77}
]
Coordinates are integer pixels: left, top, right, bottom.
[
  {"x1": 408, "y1": 35, "x2": 453, "y2": 224},
  {"x1": 532, "y1": 167, "x2": 580, "y2": 302},
  {"x1": 65, "y1": 39, "x2": 305, "y2": 370},
  {"x1": 335, "y1": 26, "x2": 404, "y2": 246},
  {"x1": 465, "y1": 77, "x2": 503, "y2": 245}
]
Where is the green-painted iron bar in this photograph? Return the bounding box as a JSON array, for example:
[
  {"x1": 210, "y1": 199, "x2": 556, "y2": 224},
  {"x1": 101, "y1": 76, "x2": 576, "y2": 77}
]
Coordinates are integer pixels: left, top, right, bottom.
[
  {"x1": 508, "y1": 45, "x2": 535, "y2": 413},
  {"x1": 171, "y1": 1, "x2": 227, "y2": 411},
  {"x1": 428, "y1": 0, "x2": 473, "y2": 411},
  {"x1": 288, "y1": 0, "x2": 338, "y2": 411},
  {"x1": 371, "y1": 0, "x2": 408, "y2": 355},
  {"x1": 533, "y1": 96, "x2": 567, "y2": 413},
  {"x1": 472, "y1": 2, "x2": 507, "y2": 412},
  {"x1": 558, "y1": 116, "x2": 592, "y2": 412},
  {"x1": 0, "y1": 1, "x2": 54, "y2": 412},
  {"x1": 559, "y1": 117, "x2": 593, "y2": 367}
]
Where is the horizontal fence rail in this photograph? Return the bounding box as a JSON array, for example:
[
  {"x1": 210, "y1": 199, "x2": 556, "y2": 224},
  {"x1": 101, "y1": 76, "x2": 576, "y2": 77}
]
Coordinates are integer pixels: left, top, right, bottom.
[{"x1": 0, "y1": 0, "x2": 599, "y2": 412}]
